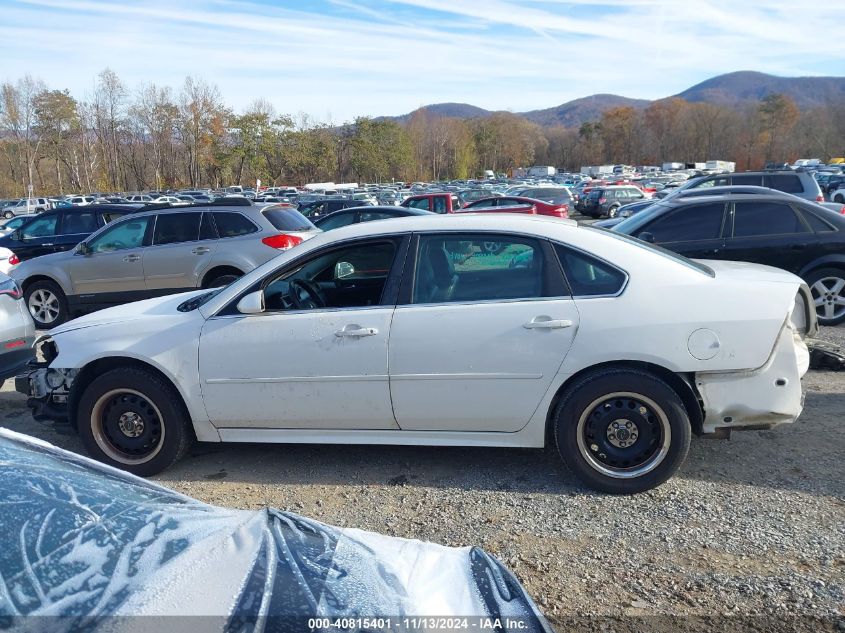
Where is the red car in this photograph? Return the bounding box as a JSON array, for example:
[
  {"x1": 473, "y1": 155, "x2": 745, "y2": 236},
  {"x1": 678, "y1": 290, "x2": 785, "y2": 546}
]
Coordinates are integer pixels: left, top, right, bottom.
[{"x1": 459, "y1": 196, "x2": 569, "y2": 219}]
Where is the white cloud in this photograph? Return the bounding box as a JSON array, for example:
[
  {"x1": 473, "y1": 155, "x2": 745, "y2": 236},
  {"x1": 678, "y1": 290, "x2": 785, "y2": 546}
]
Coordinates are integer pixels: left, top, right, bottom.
[{"x1": 1, "y1": 0, "x2": 843, "y2": 122}]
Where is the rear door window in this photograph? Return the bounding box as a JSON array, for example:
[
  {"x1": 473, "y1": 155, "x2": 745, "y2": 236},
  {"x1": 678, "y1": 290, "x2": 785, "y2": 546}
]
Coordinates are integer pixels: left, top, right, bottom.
[
  {"x1": 317, "y1": 211, "x2": 357, "y2": 230},
  {"x1": 61, "y1": 212, "x2": 98, "y2": 234},
  {"x1": 732, "y1": 202, "x2": 809, "y2": 237},
  {"x1": 213, "y1": 212, "x2": 258, "y2": 238},
  {"x1": 731, "y1": 174, "x2": 763, "y2": 186},
  {"x1": 642, "y1": 202, "x2": 726, "y2": 242},
  {"x1": 153, "y1": 213, "x2": 202, "y2": 245}
]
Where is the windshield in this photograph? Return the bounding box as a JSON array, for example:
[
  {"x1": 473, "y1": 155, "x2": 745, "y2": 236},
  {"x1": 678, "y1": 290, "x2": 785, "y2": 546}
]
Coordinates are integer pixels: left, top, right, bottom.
[
  {"x1": 262, "y1": 207, "x2": 315, "y2": 232},
  {"x1": 612, "y1": 201, "x2": 671, "y2": 234}
]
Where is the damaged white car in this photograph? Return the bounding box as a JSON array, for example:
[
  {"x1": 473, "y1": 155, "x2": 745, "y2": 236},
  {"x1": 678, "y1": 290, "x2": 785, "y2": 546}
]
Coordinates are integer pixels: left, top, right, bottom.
[{"x1": 17, "y1": 214, "x2": 815, "y2": 494}]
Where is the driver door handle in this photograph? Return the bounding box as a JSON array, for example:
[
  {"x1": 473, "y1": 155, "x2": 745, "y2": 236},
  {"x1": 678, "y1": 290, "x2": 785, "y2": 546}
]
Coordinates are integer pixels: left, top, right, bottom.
[
  {"x1": 524, "y1": 317, "x2": 573, "y2": 329},
  {"x1": 123, "y1": 254, "x2": 141, "y2": 263},
  {"x1": 335, "y1": 325, "x2": 378, "y2": 338},
  {"x1": 192, "y1": 246, "x2": 211, "y2": 254}
]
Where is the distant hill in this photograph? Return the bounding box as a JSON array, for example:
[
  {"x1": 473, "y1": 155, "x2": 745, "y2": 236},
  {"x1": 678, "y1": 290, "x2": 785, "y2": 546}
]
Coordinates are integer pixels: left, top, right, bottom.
[
  {"x1": 382, "y1": 72, "x2": 845, "y2": 128},
  {"x1": 521, "y1": 94, "x2": 651, "y2": 127},
  {"x1": 389, "y1": 103, "x2": 496, "y2": 124}
]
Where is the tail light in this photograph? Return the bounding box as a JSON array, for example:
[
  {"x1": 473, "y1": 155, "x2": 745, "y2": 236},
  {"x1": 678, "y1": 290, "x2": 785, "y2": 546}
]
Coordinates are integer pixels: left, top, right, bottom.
[
  {"x1": 599, "y1": 197, "x2": 607, "y2": 204},
  {"x1": 816, "y1": 195, "x2": 824, "y2": 202},
  {"x1": 0, "y1": 278, "x2": 22, "y2": 300},
  {"x1": 839, "y1": 206, "x2": 845, "y2": 215},
  {"x1": 261, "y1": 234, "x2": 304, "y2": 250},
  {"x1": 555, "y1": 204, "x2": 570, "y2": 218},
  {"x1": 8, "y1": 253, "x2": 19, "y2": 266}
]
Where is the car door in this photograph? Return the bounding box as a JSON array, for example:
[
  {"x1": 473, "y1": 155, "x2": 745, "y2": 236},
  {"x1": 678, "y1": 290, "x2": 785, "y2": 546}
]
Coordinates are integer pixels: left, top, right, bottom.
[
  {"x1": 388, "y1": 233, "x2": 578, "y2": 432},
  {"x1": 198, "y1": 236, "x2": 408, "y2": 429},
  {"x1": 718, "y1": 201, "x2": 813, "y2": 274},
  {"x1": 636, "y1": 202, "x2": 728, "y2": 259},
  {"x1": 64, "y1": 215, "x2": 153, "y2": 302},
  {"x1": 142, "y1": 211, "x2": 216, "y2": 294},
  {"x1": 14, "y1": 212, "x2": 62, "y2": 260}
]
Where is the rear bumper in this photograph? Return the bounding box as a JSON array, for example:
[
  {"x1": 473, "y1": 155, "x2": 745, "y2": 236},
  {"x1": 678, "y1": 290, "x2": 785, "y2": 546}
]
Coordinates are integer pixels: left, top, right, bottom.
[
  {"x1": 0, "y1": 343, "x2": 35, "y2": 381},
  {"x1": 695, "y1": 324, "x2": 808, "y2": 433}
]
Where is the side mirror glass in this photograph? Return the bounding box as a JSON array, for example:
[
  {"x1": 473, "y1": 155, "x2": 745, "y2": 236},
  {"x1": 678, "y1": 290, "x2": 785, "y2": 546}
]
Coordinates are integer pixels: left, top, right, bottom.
[
  {"x1": 77, "y1": 242, "x2": 91, "y2": 255},
  {"x1": 237, "y1": 290, "x2": 265, "y2": 315},
  {"x1": 638, "y1": 231, "x2": 656, "y2": 243},
  {"x1": 334, "y1": 261, "x2": 354, "y2": 279}
]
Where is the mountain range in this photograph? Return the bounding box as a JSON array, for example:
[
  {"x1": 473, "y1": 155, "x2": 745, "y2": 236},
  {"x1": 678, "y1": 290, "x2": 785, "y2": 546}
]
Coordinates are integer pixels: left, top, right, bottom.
[{"x1": 387, "y1": 71, "x2": 845, "y2": 128}]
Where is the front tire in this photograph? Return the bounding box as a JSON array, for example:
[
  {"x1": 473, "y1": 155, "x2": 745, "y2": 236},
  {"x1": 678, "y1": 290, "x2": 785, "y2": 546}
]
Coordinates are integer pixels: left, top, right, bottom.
[
  {"x1": 25, "y1": 280, "x2": 69, "y2": 329},
  {"x1": 553, "y1": 367, "x2": 691, "y2": 494},
  {"x1": 4, "y1": 212, "x2": 13, "y2": 219},
  {"x1": 77, "y1": 367, "x2": 194, "y2": 476},
  {"x1": 607, "y1": 205, "x2": 620, "y2": 218}
]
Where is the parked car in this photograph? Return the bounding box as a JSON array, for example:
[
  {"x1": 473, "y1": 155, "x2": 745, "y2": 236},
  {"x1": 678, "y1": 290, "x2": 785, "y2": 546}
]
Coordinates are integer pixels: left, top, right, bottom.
[
  {"x1": 126, "y1": 194, "x2": 154, "y2": 202},
  {"x1": 457, "y1": 189, "x2": 501, "y2": 206},
  {"x1": 18, "y1": 214, "x2": 813, "y2": 494},
  {"x1": 0, "y1": 204, "x2": 141, "y2": 264},
  {"x1": 579, "y1": 186, "x2": 648, "y2": 218},
  {"x1": 0, "y1": 429, "x2": 551, "y2": 629},
  {"x1": 13, "y1": 201, "x2": 320, "y2": 328},
  {"x1": 401, "y1": 192, "x2": 463, "y2": 213},
  {"x1": 0, "y1": 273, "x2": 34, "y2": 386},
  {"x1": 461, "y1": 196, "x2": 570, "y2": 218},
  {"x1": 65, "y1": 195, "x2": 96, "y2": 206},
  {"x1": 1, "y1": 197, "x2": 51, "y2": 218},
  {"x1": 507, "y1": 187, "x2": 574, "y2": 206},
  {"x1": 610, "y1": 193, "x2": 845, "y2": 324},
  {"x1": 662, "y1": 170, "x2": 824, "y2": 203},
  {"x1": 299, "y1": 198, "x2": 370, "y2": 219},
  {"x1": 313, "y1": 205, "x2": 433, "y2": 230},
  {"x1": 831, "y1": 185, "x2": 845, "y2": 204}
]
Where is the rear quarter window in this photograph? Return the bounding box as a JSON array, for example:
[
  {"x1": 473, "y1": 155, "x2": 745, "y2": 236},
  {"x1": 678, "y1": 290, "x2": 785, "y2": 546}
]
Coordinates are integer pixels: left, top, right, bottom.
[
  {"x1": 213, "y1": 212, "x2": 258, "y2": 238},
  {"x1": 554, "y1": 244, "x2": 626, "y2": 296},
  {"x1": 765, "y1": 174, "x2": 804, "y2": 193},
  {"x1": 262, "y1": 208, "x2": 315, "y2": 232}
]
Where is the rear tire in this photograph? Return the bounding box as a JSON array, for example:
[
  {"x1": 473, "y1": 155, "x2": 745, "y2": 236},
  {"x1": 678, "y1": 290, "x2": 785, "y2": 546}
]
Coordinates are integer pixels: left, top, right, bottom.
[
  {"x1": 77, "y1": 367, "x2": 194, "y2": 476},
  {"x1": 4, "y1": 211, "x2": 13, "y2": 219},
  {"x1": 806, "y1": 267, "x2": 845, "y2": 325},
  {"x1": 607, "y1": 205, "x2": 620, "y2": 218},
  {"x1": 553, "y1": 367, "x2": 691, "y2": 494},
  {"x1": 25, "y1": 280, "x2": 69, "y2": 329}
]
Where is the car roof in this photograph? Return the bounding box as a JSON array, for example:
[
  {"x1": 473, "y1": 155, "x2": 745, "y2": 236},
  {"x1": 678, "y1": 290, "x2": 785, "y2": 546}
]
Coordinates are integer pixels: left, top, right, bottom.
[{"x1": 327, "y1": 205, "x2": 433, "y2": 215}]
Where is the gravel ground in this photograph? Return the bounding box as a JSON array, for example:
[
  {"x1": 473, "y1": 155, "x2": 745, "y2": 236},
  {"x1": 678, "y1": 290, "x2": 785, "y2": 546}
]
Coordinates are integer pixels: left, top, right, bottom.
[{"x1": 1, "y1": 326, "x2": 843, "y2": 631}]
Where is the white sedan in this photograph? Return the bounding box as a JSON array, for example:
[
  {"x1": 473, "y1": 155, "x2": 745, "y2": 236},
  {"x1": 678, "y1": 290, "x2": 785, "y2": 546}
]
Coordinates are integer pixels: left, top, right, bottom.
[{"x1": 17, "y1": 214, "x2": 814, "y2": 493}]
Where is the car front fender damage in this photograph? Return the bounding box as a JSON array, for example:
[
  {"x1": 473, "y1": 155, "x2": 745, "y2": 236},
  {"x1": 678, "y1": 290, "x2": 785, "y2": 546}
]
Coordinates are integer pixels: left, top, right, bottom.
[{"x1": 695, "y1": 321, "x2": 808, "y2": 434}]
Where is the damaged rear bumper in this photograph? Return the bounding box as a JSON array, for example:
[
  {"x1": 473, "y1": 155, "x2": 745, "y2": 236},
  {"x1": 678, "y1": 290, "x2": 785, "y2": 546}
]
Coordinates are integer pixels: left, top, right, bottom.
[{"x1": 695, "y1": 324, "x2": 808, "y2": 434}]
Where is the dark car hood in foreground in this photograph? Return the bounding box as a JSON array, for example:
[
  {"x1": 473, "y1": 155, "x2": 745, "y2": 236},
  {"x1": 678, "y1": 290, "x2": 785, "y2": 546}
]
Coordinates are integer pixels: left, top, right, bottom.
[{"x1": 0, "y1": 429, "x2": 551, "y2": 632}]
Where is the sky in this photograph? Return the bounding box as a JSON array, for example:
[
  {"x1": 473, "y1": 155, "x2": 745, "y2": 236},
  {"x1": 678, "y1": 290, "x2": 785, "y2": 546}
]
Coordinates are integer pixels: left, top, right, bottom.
[{"x1": 2, "y1": 0, "x2": 844, "y2": 123}]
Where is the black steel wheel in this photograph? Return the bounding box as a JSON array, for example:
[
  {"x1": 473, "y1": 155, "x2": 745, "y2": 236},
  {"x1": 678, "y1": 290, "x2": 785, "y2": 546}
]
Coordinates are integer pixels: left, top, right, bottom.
[{"x1": 553, "y1": 367, "x2": 691, "y2": 494}]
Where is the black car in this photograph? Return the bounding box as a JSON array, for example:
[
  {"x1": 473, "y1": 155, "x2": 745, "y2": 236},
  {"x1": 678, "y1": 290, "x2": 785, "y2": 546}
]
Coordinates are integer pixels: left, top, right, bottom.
[
  {"x1": 313, "y1": 205, "x2": 433, "y2": 230},
  {"x1": 299, "y1": 198, "x2": 371, "y2": 219},
  {"x1": 611, "y1": 194, "x2": 845, "y2": 324},
  {"x1": 0, "y1": 204, "x2": 142, "y2": 261}
]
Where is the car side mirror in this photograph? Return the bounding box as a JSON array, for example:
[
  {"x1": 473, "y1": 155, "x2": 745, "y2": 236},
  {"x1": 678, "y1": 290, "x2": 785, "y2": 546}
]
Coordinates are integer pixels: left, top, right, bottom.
[
  {"x1": 10, "y1": 230, "x2": 20, "y2": 242},
  {"x1": 77, "y1": 242, "x2": 91, "y2": 255},
  {"x1": 638, "y1": 231, "x2": 656, "y2": 243},
  {"x1": 334, "y1": 261, "x2": 354, "y2": 279},
  {"x1": 237, "y1": 290, "x2": 265, "y2": 315}
]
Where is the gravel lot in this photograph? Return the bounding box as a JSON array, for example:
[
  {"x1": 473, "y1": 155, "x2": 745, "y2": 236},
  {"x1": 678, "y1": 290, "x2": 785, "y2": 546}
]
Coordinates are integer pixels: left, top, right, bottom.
[{"x1": 2, "y1": 327, "x2": 843, "y2": 631}]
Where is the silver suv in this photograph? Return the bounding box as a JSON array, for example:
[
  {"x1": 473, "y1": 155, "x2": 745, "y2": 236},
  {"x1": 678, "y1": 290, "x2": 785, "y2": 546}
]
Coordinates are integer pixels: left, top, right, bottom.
[{"x1": 12, "y1": 200, "x2": 320, "y2": 328}]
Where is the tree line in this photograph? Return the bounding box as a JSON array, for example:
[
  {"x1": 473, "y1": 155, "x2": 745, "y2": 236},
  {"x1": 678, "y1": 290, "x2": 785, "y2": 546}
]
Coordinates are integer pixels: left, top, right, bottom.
[{"x1": 2, "y1": 69, "x2": 845, "y2": 197}]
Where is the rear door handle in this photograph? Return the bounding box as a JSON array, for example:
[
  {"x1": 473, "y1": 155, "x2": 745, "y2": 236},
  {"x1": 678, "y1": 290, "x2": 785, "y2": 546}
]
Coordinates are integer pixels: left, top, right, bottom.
[
  {"x1": 192, "y1": 247, "x2": 211, "y2": 254},
  {"x1": 123, "y1": 254, "x2": 141, "y2": 262},
  {"x1": 335, "y1": 325, "x2": 378, "y2": 337},
  {"x1": 42, "y1": 243, "x2": 54, "y2": 247},
  {"x1": 524, "y1": 317, "x2": 574, "y2": 329}
]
